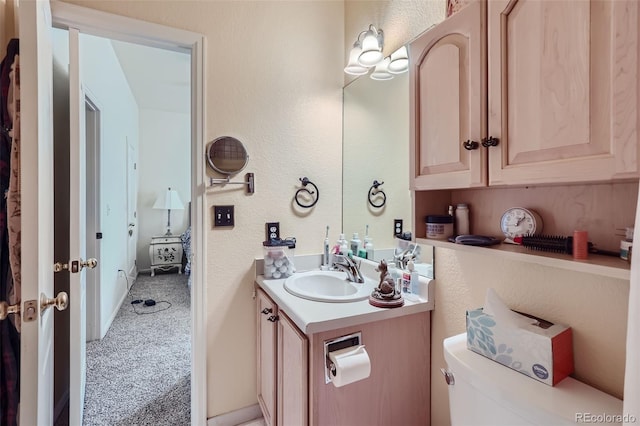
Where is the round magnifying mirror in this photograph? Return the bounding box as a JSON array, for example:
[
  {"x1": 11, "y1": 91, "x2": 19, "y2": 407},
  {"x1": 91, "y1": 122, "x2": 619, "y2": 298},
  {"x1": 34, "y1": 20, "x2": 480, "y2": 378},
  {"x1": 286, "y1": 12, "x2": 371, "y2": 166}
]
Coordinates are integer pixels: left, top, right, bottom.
[{"x1": 206, "y1": 136, "x2": 249, "y2": 175}]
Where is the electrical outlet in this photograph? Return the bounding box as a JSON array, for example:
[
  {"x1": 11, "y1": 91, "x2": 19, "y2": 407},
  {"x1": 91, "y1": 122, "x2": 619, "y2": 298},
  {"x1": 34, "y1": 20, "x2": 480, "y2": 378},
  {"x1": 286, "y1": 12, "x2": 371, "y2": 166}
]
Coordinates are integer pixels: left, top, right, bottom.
[
  {"x1": 394, "y1": 219, "x2": 403, "y2": 236},
  {"x1": 266, "y1": 222, "x2": 280, "y2": 240},
  {"x1": 214, "y1": 205, "x2": 234, "y2": 227}
]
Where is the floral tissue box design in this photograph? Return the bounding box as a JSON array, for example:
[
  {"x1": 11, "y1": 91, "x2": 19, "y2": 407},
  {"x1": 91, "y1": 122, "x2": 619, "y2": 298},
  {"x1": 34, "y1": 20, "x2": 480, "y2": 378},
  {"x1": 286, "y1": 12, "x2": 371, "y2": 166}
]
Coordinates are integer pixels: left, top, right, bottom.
[{"x1": 466, "y1": 308, "x2": 574, "y2": 386}]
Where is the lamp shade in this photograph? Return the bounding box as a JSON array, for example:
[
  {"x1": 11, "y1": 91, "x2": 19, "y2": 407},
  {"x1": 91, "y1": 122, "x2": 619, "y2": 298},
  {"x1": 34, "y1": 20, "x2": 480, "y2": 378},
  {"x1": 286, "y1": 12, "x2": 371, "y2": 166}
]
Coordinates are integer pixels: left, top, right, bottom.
[
  {"x1": 344, "y1": 41, "x2": 369, "y2": 75},
  {"x1": 357, "y1": 27, "x2": 383, "y2": 67},
  {"x1": 153, "y1": 187, "x2": 184, "y2": 211},
  {"x1": 370, "y1": 57, "x2": 393, "y2": 81},
  {"x1": 388, "y1": 46, "x2": 409, "y2": 74}
]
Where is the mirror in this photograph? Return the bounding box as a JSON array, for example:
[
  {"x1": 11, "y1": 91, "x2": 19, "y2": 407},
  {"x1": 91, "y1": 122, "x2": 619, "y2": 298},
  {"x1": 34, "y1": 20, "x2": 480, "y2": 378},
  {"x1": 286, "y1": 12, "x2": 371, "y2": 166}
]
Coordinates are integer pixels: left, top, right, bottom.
[
  {"x1": 206, "y1": 136, "x2": 248, "y2": 175},
  {"x1": 342, "y1": 50, "x2": 434, "y2": 278}
]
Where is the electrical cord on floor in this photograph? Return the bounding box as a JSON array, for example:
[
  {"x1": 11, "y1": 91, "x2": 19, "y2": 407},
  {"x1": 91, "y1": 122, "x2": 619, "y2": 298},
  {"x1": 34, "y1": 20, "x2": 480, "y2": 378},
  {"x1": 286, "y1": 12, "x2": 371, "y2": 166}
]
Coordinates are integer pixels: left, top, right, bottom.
[
  {"x1": 130, "y1": 299, "x2": 173, "y2": 315},
  {"x1": 119, "y1": 269, "x2": 173, "y2": 315}
]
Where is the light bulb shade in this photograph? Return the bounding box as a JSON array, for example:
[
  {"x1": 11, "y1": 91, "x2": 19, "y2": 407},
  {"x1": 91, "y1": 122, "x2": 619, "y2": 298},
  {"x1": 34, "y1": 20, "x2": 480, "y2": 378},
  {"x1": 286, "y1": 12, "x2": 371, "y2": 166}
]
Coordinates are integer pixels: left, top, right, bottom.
[
  {"x1": 370, "y1": 57, "x2": 393, "y2": 80},
  {"x1": 153, "y1": 187, "x2": 185, "y2": 210},
  {"x1": 357, "y1": 28, "x2": 383, "y2": 66},
  {"x1": 388, "y1": 46, "x2": 409, "y2": 74},
  {"x1": 344, "y1": 43, "x2": 369, "y2": 75}
]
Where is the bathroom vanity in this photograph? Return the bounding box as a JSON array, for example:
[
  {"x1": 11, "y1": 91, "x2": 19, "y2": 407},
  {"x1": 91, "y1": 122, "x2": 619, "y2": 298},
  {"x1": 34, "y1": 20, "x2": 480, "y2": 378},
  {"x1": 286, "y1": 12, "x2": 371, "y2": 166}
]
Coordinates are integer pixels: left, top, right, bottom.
[{"x1": 255, "y1": 259, "x2": 435, "y2": 426}]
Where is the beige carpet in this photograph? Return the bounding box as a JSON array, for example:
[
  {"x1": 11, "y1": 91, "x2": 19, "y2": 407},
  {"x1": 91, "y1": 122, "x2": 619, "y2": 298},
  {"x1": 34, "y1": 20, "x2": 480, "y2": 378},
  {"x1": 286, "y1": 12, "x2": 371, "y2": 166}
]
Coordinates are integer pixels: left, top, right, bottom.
[{"x1": 82, "y1": 272, "x2": 191, "y2": 425}]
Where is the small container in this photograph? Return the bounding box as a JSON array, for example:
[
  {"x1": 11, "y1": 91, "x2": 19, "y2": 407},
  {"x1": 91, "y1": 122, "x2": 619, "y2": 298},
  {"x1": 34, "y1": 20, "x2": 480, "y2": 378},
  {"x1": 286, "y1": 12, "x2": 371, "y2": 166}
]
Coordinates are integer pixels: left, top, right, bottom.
[
  {"x1": 350, "y1": 233, "x2": 361, "y2": 257},
  {"x1": 425, "y1": 215, "x2": 454, "y2": 240},
  {"x1": 620, "y1": 240, "x2": 633, "y2": 261},
  {"x1": 455, "y1": 203, "x2": 470, "y2": 235},
  {"x1": 572, "y1": 230, "x2": 588, "y2": 260},
  {"x1": 263, "y1": 240, "x2": 296, "y2": 279}
]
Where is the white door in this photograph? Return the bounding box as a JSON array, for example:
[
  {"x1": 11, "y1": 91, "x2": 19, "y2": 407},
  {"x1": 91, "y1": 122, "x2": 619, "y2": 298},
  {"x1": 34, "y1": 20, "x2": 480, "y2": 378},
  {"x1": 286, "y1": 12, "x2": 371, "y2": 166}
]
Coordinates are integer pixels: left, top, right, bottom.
[
  {"x1": 68, "y1": 28, "x2": 90, "y2": 426},
  {"x1": 127, "y1": 141, "x2": 138, "y2": 278},
  {"x1": 19, "y1": 0, "x2": 57, "y2": 424}
]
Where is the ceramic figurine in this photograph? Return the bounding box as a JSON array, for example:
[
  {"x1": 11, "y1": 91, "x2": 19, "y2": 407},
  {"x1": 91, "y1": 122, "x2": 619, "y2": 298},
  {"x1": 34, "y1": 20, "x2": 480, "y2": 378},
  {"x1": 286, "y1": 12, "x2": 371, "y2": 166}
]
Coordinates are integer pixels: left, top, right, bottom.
[{"x1": 369, "y1": 260, "x2": 404, "y2": 308}]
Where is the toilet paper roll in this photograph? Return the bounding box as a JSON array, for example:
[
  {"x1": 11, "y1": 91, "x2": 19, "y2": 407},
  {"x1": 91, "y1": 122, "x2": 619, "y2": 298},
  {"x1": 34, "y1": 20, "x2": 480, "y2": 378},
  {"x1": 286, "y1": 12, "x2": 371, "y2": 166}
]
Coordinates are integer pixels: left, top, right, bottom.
[{"x1": 329, "y1": 345, "x2": 371, "y2": 387}]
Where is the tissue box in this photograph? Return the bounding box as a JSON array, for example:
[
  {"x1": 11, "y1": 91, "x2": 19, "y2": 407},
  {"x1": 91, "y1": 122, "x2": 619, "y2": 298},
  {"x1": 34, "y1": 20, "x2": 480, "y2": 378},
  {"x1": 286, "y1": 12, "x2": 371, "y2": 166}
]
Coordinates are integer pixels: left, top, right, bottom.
[{"x1": 466, "y1": 308, "x2": 573, "y2": 386}]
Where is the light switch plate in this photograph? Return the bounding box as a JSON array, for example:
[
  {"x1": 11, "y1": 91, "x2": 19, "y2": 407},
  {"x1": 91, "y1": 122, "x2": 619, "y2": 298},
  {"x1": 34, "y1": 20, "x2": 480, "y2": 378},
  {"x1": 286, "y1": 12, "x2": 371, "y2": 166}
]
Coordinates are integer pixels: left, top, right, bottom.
[{"x1": 214, "y1": 205, "x2": 234, "y2": 227}]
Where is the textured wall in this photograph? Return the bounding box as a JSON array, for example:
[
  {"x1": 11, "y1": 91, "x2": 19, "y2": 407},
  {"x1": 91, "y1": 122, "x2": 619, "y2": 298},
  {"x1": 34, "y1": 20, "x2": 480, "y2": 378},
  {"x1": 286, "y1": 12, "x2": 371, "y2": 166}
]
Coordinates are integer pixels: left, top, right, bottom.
[{"x1": 60, "y1": 0, "x2": 344, "y2": 417}]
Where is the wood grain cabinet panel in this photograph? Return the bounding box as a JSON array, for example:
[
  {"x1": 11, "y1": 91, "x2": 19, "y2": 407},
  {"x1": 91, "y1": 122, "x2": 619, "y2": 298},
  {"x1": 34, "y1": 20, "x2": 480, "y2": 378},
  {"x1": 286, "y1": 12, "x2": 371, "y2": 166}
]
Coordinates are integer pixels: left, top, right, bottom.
[
  {"x1": 488, "y1": 0, "x2": 640, "y2": 185},
  {"x1": 257, "y1": 290, "x2": 278, "y2": 426},
  {"x1": 410, "y1": 0, "x2": 640, "y2": 189},
  {"x1": 410, "y1": 0, "x2": 486, "y2": 190}
]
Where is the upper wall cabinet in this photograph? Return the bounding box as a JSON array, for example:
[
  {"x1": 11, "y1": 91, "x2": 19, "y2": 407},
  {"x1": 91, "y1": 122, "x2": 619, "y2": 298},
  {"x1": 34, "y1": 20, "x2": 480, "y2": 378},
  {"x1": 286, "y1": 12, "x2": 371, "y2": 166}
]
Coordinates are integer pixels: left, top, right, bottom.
[{"x1": 410, "y1": 0, "x2": 640, "y2": 190}]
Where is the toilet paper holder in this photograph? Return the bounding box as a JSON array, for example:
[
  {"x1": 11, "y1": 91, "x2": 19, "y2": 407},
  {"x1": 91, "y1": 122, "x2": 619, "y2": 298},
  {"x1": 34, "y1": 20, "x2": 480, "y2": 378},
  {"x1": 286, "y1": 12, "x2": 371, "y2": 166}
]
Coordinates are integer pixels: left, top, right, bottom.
[{"x1": 324, "y1": 332, "x2": 362, "y2": 384}]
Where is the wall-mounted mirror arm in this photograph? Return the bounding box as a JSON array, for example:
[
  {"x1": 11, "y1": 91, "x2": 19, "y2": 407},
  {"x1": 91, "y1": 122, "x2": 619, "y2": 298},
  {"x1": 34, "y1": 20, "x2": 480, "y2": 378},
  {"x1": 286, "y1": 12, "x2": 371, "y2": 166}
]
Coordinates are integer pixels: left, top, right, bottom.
[
  {"x1": 368, "y1": 180, "x2": 386, "y2": 208},
  {"x1": 294, "y1": 177, "x2": 319, "y2": 208},
  {"x1": 209, "y1": 172, "x2": 255, "y2": 194}
]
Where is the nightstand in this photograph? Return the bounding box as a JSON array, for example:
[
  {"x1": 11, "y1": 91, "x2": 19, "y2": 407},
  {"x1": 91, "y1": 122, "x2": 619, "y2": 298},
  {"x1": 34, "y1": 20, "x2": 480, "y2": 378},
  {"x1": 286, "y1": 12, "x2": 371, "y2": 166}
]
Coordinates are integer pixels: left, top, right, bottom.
[{"x1": 149, "y1": 235, "x2": 184, "y2": 276}]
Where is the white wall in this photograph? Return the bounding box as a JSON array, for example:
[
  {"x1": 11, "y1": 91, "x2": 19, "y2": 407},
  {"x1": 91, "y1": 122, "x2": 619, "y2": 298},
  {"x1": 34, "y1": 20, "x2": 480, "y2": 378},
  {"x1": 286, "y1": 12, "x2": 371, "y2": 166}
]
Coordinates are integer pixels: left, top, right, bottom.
[
  {"x1": 79, "y1": 33, "x2": 140, "y2": 337},
  {"x1": 137, "y1": 108, "x2": 190, "y2": 271}
]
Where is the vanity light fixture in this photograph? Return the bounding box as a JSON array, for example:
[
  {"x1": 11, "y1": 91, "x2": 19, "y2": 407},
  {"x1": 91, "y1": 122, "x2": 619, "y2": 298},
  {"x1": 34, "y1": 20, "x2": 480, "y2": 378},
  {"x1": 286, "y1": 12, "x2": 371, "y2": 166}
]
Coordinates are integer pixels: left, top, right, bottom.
[
  {"x1": 344, "y1": 24, "x2": 384, "y2": 75},
  {"x1": 388, "y1": 45, "x2": 409, "y2": 74}
]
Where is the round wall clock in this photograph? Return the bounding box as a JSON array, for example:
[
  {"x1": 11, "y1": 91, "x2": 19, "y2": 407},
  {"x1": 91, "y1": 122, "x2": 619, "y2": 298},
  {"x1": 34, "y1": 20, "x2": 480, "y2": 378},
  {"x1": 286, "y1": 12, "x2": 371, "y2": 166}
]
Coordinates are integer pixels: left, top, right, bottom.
[{"x1": 500, "y1": 207, "x2": 543, "y2": 241}]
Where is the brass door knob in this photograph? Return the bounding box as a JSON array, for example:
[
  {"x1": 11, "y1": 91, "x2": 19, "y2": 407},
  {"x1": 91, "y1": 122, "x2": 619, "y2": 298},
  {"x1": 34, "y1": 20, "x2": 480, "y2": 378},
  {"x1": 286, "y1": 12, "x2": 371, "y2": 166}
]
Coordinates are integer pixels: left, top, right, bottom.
[
  {"x1": 0, "y1": 301, "x2": 20, "y2": 321},
  {"x1": 81, "y1": 258, "x2": 98, "y2": 270},
  {"x1": 41, "y1": 292, "x2": 69, "y2": 314}
]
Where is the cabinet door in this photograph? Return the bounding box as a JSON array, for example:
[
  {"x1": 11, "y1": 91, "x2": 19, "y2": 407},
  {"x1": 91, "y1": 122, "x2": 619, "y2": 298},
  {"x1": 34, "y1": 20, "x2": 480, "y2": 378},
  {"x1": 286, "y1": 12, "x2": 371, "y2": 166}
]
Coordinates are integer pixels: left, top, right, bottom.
[
  {"x1": 277, "y1": 312, "x2": 308, "y2": 426},
  {"x1": 257, "y1": 290, "x2": 278, "y2": 426},
  {"x1": 488, "y1": 0, "x2": 640, "y2": 185},
  {"x1": 410, "y1": 0, "x2": 487, "y2": 190}
]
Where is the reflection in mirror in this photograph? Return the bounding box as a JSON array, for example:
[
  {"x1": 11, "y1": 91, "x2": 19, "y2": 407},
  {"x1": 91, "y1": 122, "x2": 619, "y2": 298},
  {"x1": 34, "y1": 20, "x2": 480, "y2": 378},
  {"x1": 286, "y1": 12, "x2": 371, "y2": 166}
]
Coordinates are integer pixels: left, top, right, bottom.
[
  {"x1": 206, "y1": 136, "x2": 248, "y2": 175},
  {"x1": 342, "y1": 51, "x2": 434, "y2": 278}
]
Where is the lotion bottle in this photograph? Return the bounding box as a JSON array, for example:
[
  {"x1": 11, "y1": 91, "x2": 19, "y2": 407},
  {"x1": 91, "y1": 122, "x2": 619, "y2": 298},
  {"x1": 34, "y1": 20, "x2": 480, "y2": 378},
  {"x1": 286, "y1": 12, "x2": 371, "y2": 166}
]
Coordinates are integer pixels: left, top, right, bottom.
[
  {"x1": 350, "y1": 233, "x2": 361, "y2": 257},
  {"x1": 408, "y1": 261, "x2": 420, "y2": 296},
  {"x1": 338, "y1": 233, "x2": 348, "y2": 255}
]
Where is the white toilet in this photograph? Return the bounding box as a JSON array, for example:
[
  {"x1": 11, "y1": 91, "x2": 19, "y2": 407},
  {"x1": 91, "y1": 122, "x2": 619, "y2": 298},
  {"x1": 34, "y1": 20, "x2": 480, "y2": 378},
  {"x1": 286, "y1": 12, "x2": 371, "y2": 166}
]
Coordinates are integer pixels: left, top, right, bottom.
[{"x1": 443, "y1": 333, "x2": 623, "y2": 425}]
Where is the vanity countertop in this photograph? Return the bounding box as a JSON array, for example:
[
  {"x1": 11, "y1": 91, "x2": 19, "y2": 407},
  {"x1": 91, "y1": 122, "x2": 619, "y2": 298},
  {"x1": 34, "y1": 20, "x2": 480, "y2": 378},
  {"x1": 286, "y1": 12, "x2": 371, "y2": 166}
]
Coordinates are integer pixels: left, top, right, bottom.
[{"x1": 255, "y1": 258, "x2": 435, "y2": 335}]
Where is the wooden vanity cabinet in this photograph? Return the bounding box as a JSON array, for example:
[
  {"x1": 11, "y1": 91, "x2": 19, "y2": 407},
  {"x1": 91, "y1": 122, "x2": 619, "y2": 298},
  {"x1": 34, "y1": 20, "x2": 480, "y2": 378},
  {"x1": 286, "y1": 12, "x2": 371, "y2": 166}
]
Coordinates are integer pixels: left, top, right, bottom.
[
  {"x1": 256, "y1": 289, "x2": 308, "y2": 426},
  {"x1": 256, "y1": 287, "x2": 432, "y2": 425},
  {"x1": 410, "y1": 0, "x2": 640, "y2": 190}
]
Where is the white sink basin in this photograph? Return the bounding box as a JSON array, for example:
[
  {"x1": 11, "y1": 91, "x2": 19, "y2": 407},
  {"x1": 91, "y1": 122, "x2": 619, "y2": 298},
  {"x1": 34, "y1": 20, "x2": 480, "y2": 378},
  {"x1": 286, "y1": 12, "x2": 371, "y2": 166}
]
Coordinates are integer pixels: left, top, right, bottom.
[{"x1": 283, "y1": 270, "x2": 375, "y2": 302}]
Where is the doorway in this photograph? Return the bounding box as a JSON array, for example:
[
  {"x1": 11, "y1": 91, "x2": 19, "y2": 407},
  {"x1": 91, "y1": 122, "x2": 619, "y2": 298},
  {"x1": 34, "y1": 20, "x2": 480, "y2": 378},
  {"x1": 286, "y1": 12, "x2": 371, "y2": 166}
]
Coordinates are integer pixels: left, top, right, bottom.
[{"x1": 49, "y1": 3, "x2": 206, "y2": 423}]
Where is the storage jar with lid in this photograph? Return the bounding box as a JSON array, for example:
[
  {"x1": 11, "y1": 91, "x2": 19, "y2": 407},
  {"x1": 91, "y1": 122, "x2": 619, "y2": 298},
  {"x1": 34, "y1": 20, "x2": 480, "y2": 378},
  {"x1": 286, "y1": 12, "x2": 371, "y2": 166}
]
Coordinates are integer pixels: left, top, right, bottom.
[{"x1": 425, "y1": 215, "x2": 454, "y2": 240}]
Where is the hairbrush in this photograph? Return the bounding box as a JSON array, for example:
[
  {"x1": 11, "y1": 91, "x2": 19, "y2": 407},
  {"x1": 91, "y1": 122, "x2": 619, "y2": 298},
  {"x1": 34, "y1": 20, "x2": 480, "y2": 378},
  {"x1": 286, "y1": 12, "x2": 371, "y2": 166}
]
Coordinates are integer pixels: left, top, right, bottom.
[{"x1": 513, "y1": 234, "x2": 618, "y2": 257}]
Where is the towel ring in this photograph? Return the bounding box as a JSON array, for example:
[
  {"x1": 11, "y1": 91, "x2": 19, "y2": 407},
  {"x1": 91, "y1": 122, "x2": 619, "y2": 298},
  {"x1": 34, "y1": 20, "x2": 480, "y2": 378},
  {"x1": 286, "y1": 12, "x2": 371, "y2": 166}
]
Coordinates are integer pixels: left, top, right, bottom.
[
  {"x1": 294, "y1": 177, "x2": 319, "y2": 208},
  {"x1": 368, "y1": 180, "x2": 386, "y2": 208}
]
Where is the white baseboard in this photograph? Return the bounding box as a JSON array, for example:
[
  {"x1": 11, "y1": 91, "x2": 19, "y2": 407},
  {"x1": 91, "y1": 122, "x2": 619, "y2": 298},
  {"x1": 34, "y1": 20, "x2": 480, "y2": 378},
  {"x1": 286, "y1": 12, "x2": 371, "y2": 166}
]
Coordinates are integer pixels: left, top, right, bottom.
[{"x1": 207, "y1": 404, "x2": 262, "y2": 426}]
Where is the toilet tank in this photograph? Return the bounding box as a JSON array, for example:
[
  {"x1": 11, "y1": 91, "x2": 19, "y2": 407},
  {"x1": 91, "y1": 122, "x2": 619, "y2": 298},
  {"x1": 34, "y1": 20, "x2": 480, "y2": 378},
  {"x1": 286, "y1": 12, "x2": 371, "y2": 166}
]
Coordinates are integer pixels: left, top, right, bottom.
[{"x1": 443, "y1": 333, "x2": 623, "y2": 426}]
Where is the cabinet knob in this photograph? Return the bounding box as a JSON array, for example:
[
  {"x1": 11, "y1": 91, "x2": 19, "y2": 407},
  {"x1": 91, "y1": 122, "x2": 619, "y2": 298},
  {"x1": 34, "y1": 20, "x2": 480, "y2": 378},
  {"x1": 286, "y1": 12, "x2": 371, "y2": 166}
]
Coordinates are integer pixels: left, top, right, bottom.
[
  {"x1": 462, "y1": 140, "x2": 479, "y2": 150},
  {"x1": 261, "y1": 308, "x2": 272, "y2": 315},
  {"x1": 481, "y1": 136, "x2": 499, "y2": 147},
  {"x1": 267, "y1": 315, "x2": 279, "y2": 323}
]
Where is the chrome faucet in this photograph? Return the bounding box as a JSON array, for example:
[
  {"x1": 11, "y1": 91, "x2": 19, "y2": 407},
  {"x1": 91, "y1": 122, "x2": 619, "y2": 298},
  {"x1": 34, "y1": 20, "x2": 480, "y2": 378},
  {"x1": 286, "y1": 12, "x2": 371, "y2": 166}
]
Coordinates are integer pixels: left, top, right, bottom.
[{"x1": 332, "y1": 254, "x2": 364, "y2": 283}]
